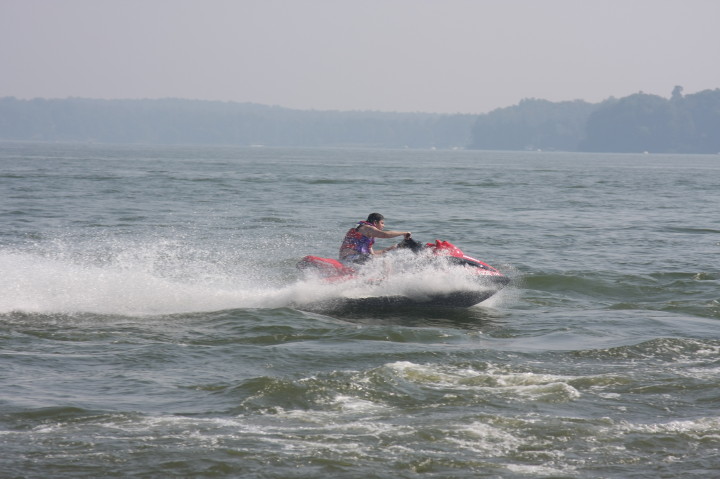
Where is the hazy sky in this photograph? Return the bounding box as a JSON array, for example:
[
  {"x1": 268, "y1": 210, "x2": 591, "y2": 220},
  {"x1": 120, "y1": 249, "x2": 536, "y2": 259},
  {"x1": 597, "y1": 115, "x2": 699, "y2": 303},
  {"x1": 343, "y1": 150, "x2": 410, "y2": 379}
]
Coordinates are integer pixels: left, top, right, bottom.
[{"x1": 2, "y1": 0, "x2": 719, "y2": 114}]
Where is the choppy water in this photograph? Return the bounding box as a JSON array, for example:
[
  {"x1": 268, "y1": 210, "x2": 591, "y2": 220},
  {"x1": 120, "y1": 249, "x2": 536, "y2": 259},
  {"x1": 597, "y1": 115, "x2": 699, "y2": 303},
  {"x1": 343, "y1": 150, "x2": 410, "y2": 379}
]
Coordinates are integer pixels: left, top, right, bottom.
[{"x1": 1, "y1": 142, "x2": 719, "y2": 478}]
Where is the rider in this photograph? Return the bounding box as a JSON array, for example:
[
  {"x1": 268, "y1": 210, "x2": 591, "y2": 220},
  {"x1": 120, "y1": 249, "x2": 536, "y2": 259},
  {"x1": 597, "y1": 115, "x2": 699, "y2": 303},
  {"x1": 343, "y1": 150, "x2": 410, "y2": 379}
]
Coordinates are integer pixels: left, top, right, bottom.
[{"x1": 339, "y1": 212, "x2": 411, "y2": 264}]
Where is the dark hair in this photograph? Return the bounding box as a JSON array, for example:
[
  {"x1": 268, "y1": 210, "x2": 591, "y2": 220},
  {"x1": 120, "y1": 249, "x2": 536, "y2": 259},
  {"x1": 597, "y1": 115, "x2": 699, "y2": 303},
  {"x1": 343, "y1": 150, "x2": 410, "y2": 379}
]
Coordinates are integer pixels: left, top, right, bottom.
[{"x1": 366, "y1": 212, "x2": 384, "y2": 224}]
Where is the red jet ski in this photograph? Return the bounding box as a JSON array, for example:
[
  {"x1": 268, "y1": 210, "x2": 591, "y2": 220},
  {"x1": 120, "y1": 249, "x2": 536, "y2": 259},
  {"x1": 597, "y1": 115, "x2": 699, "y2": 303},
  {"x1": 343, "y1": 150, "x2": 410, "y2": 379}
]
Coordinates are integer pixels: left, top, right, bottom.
[{"x1": 295, "y1": 238, "x2": 509, "y2": 312}]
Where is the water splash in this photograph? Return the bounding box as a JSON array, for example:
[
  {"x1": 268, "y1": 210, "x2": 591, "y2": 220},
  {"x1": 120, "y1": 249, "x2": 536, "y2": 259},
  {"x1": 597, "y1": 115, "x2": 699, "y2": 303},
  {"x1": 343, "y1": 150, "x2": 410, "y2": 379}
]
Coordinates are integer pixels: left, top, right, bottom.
[
  {"x1": 0, "y1": 235, "x2": 297, "y2": 316},
  {"x1": 1, "y1": 235, "x2": 513, "y2": 316}
]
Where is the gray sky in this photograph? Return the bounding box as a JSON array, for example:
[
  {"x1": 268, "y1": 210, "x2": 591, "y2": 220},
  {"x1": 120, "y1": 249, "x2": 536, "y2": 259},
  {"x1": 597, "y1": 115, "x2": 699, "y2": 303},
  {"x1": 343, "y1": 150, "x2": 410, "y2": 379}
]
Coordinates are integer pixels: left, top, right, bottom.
[{"x1": 2, "y1": 0, "x2": 719, "y2": 114}]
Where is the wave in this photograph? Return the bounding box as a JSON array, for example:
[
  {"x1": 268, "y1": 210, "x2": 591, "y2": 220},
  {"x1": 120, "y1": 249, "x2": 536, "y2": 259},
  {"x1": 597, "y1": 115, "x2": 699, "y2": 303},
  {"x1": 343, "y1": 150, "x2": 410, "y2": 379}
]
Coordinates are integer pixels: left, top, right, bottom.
[
  {"x1": 574, "y1": 336, "x2": 720, "y2": 363},
  {"x1": 522, "y1": 271, "x2": 720, "y2": 320}
]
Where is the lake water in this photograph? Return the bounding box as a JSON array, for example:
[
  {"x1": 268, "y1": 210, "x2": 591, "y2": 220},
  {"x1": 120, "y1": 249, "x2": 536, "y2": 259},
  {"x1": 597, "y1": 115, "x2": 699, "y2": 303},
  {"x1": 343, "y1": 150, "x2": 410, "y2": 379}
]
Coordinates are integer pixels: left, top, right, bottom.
[{"x1": 1, "y1": 142, "x2": 719, "y2": 478}]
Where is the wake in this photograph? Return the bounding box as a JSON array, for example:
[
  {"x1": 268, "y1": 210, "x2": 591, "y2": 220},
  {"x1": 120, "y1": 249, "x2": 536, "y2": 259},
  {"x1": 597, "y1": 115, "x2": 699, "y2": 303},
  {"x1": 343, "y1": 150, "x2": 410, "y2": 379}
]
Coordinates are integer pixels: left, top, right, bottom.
[{"x1": 0, "y1": 241, "x2": 510, "y2": 316}]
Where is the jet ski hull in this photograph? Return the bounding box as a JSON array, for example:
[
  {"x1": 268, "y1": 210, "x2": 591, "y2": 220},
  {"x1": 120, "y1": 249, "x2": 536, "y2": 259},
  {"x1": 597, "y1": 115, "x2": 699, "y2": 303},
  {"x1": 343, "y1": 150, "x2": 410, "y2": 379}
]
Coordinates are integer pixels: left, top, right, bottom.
[
  {"x1": 295, "y1": 238, "x2": 510, "y2": 312},
  {"x1": 296, "y1": 288, "x2": 503, "y2": 314}
]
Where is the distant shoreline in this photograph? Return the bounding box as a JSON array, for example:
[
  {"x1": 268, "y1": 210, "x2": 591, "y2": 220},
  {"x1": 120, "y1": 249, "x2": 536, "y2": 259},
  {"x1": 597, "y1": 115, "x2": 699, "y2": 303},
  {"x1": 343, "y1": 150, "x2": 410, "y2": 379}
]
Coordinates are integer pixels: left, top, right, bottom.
[{"x1": 2, "y1": 89, "x2": 719, "y2": 154}]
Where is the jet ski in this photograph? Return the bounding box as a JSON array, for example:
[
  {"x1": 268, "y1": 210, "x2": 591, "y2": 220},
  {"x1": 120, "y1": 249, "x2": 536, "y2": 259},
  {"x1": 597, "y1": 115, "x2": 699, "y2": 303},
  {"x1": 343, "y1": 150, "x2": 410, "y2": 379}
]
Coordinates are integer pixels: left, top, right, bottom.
[{"x1": 295, "y1": 237, "x2": 510, "y2": 313}]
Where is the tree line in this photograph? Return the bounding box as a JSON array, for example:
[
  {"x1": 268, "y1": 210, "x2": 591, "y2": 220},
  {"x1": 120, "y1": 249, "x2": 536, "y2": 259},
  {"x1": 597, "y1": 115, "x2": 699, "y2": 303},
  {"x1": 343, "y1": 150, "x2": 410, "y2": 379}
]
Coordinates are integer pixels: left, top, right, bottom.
[
  {"x1": 579, "y1": 87, "x2": 720, "y2": 154},
  {"x1": 0, "y1": 97, "x2": 475, "y2": 149},
  {"x1": 1, "y1": 88, "x2": 718, "y2": 153},
  {"x1": 469, "y1": 87, "x2": 720, "y2": 154}
]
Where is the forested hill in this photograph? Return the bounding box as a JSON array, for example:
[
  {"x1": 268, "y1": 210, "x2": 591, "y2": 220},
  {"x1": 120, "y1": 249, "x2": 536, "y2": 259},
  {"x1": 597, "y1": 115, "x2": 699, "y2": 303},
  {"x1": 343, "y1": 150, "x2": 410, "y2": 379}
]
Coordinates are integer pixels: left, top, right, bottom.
[
  {"x1": 0, "y1": 97, "x2": 475, "y2": 149},
  {"x1": 579, "y1": 88, "x2": 720, "y2": 154},
  {"x1": 1, "y1": 88, "x2": 719, "y2": 153},
  {"x1": 469, "y1": 88, "x2": 720, "y2": 154}
]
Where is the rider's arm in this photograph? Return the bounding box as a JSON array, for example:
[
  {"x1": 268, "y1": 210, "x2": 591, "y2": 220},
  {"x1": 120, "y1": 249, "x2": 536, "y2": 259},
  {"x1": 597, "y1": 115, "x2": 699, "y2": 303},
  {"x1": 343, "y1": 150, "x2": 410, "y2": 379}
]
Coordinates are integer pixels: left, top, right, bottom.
[
  {"x1": 376, "y1": 244, "x2": 399, "y2": 255},
  {"x1": 358, "y1": 225, "x2": 411, "y2": 239}
]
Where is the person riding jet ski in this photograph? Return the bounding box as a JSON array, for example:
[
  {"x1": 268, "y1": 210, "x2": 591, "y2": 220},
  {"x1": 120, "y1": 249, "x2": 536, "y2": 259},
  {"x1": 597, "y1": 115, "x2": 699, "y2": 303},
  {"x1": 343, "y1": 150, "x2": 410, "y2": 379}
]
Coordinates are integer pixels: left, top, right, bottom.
[{"x1": 338, "y1": 212, "x2": 411, "y2": 265}]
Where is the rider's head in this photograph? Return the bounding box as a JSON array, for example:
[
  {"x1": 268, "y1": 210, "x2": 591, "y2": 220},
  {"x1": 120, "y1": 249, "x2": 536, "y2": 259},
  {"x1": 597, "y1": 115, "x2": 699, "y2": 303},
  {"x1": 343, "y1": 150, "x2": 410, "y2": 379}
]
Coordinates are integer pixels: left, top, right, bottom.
[{"x1": 366, "y1": 212, "x2": 384, "y2": 226}]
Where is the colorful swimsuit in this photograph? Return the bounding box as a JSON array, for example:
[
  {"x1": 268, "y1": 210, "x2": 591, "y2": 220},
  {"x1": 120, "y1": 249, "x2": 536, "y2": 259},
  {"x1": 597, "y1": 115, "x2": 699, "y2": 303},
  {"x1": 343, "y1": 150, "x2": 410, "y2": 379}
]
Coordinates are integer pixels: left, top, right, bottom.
[{"x1": 339, "y1": 221, "x2": 375, "y2": 263}]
